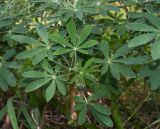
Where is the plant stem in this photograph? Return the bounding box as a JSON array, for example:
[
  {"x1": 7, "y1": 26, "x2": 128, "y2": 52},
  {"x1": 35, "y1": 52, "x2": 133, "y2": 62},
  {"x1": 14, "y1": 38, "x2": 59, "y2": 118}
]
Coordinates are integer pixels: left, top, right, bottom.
[
  {"x1": 70, "y1": 84, "x2": 77, "y2": 121},
  {"x1": 111, "y1": 95, "x2": 125, "y2": 129}
]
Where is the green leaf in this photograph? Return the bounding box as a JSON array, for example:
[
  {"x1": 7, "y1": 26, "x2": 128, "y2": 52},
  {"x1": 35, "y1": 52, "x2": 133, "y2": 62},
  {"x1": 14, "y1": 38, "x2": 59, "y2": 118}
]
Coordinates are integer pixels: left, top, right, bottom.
[
  {"x1": 90, "y1": 103, "x2": 111, "y2": 116},
  {"x1": 74, "y1": 103, "x2": 86, "y2": 111},
  {"x1": 75, "y1": 11, "x2": 84, "y2": 20},
  {"x1": 151, "y1": 41, "x2": 160, "y2": 60},
  {"x1": 88, "y1": 88, "x2": 107, "y2": 101},
  {"x1": 0, "y1": 20, "x2": 12, "y2": 28},
  {"x1": 103, "y1": 5, "x2": 120, "y2": 12},
  {"x1": 16, "y1": 48, "x2": 45, "y2": 59},
  {"x1": 0, "y1": 105, "x2": 7, "y2": 121},
  {"x1": 1, "y1": 67, "x2": 16, "y2": 87},
  {"x1": 7, "y1": 99, "x2": 19, "y2": 129},
  {"x1": 83, "y1": 58, "x2": 95, "y2": 70},
  {"x1": 79, "y1": 40, "x2": 98, "y2": 49},
  {"x1": 78, "y1": 25, "x2": 92, "y2": 45},
  {"x1": 66, "y1": 18, "x2": 77, "y2": 45},
  {"x1": 110, "y1": 63, "x2": 120, "y2": 80},
  {"x1": 32, "y1": 51, "x2": 47, "y2": 65},
  {"x1": 53, "y1": 48, "x2": 72, "y2": 55},
  {"x1": 78, "y1": 106, "x2": 87, "y2": 125},
  {"x1": 45, "y1": 80, "x2": 56, "y2": 102},
  {"x1": 25, "y1": 78, "x2": 51, "y2": 92},
  {"x1": 126, "y1": 23, "x2": 159, "y2": 32},
  {"x1": 21, "y1": 106, "x2": 37, "y2": 129},
  {"x1": 22, "y1": 71, "x2": 46, "y2": 78},
  {"x1": 101, "y1": 62, "x2": 109, "y2": 75},
  {"x1": 74, "y1": 96, "x2": 85, "y2": 103},
  {"x1": 56, "y1": 79, "x2": 66, "y2": 96},
  {"x1": 0, "y1": 74, "x2": 8, "y2": 91},
  {"x1": 12, "y1": 35, "x2": 39, "y2": 44},
  {"x1": 36, "y1": 23, "x2": 49, "y2": 44},
  {"x1": 41, "y1": 60, "x2": 53, "y2": 74},
  {"x1": 113, "y1": 44, "x2": 132, "y2": 59},
  {"x1": 77, "y1": 49, "x2": 88, "y2": 54},
  {"x1": 139, "y1": 65, "x2": 152, "y2": 78},
  {"x1": 113, "y1": 56, "x2": 150, "y2": 65},
  {"x1": 115, "y1": 64, "x2": 136, "y2": 78},
  {"x1": 150, "y1": 70, "x2": 160, "y2": 90},
  {"x1": 145, "y1": 13, "x2": 160, "y2": 29},
  {"x1": 3, "y1": 49, "x2": 15, "y2": 60},
  {"x1": 91, "y1": 108, "x2": 113, "y2": 127},
  {"x1": 99, "y1": 41, "x2": 109, "y2": 58},
  {"x1": 11, "y1": 25, "x2": 28, "y2": 34},
  {"x1": 128, "y1": 33, "x2": 157, "y2": 47},
  {"x1": 49, "y1": 33, "x2": 72, "y2": 47}
]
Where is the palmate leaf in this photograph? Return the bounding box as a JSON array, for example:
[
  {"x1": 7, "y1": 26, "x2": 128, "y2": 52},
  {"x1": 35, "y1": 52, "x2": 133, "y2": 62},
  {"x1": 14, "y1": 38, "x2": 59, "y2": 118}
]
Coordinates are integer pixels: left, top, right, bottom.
[
  {"x1": 91, "y1": 107, "x2": 113, "y2": 127},
  {"x1": 66, "y1": 18, "x2": 77, "y2": 45},
  {"x1": 101, "y1": 62, "x2": 109, "y2": 75},
  {"x1": 0, "y1": 66, "x2": 16, "y2": 87},
  {"x1": 99, "y1": 41, "x2": 109, "y2": 58},
  {"x1": 83, "y1": 58, "x2": 95, "y2": 70},
  {"x1": 3, "y1": 49, "x2": 15, "y2": 60},
  {"x1": 139, "y1": 65, "x2": 160, "y2": 90},
  {"x1": 102, "y1": 4, "x2": 120, "y2": 12},
  {"x1": 75, "y1": 11, "x2": 84, "y2": 20},
  {"x1": 53, "y1": 48, "x2": 72, "y2": 55},
  {"x1": 90, "y1": 103, "x2": 111, "y2": 116},
  {"x1": 0, "y1": 105, "x2": 7, "y2": 121},
  {"x1": 0, "y1": 20, "x2": 12, "y2": 28},
  {"x1": 74, "y1": 96, "x2": 85, "y2": 103},
  {"x1": 11, "y1": 25, "x2": 28, "y2": 34},
  {"x1": 128, "y1": 33, "x2": 157, "y2": 47},
  {"x1": 110, "y1": 63, "x2": 136, "y2": 80},
  {"x1": 78, "y1": 106, "x2": 87, "y2": 125},
  {"x1": 36, "y1": 23, "x2": 49, "y2": 44},
  {"x1": 115, "y1": 63, "x2": 136, "y2": 78},
  {"x1": 74, "y1": 103, "x2": 86, "y2": 111},
  {"x1": 25, "y1": 78, "x2": 51, "y2": 92},
  {"x1": 151, "y1": 40, "x2": 160, "y2": 60},
  {"x1": 41, "y1": 60, "x2": 54, "y2": 74},
  {"x1": 49, "y1": 33, "x2": 72, "y2": 47},
  {"x1": 112, "y1": 44, "x2": 133, "y2": 59},
  {"x1": 126, "y1": 22, "x2": 159, "y2": 32},
  {"x1": 32, "y1": 51, "x2": 47, "y2": 65},
  {"x1": 16, "y1": 47, "x2": 45, "y2": 59},
  {"x1": 110, "y1": 63, "x2": 121, "y2": 80},
  {"x1": 77, "y1": 25, "x2": 92, "y2": 45},
  {"x1": 78, "y1": 40, "x2": 98, "y2": 49},
  {"x1": 56, "y1": 79, "x2": 66, "y2": 96},
  {"x1": 0, "y1": 73, "x2": 9, "y2": 91},
  {"x1": 145, "y1": 13, "x2": 160, "y2": 29},
  {"x1": 7, "y1": 99, "x2": 19, "y2": 129},
  {"x1": 149, "y1": 69, "x2": 160, "y2": 90},
  {"x1": 45, "y1": 80, "x2": 56, "y2": 102},
  {"x1": 12, "y1": 35, "x2": 39, "y2": 44},
  {"x1": 22, "y1": 71, "x2": 46, "y2": 78},
  {"x1": 113, "y1": 55, "x2": 150, "y2": 65},
  {"x1": 77, "y1": 49, "x2": 88, "y2": 54}
]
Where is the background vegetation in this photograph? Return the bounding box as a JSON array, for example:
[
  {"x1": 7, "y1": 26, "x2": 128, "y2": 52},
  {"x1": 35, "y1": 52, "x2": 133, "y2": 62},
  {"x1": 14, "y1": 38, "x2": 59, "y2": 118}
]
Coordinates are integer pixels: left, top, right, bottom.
[{"x1": 0, "y1": 0, "x2": 160, "y2": 129}]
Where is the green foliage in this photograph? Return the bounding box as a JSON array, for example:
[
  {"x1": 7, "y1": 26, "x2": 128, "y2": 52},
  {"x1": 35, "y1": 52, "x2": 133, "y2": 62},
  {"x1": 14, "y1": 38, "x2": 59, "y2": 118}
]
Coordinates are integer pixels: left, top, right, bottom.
[{"x1": 1, "y1": 0, "x2": 160, "y2": 128}]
